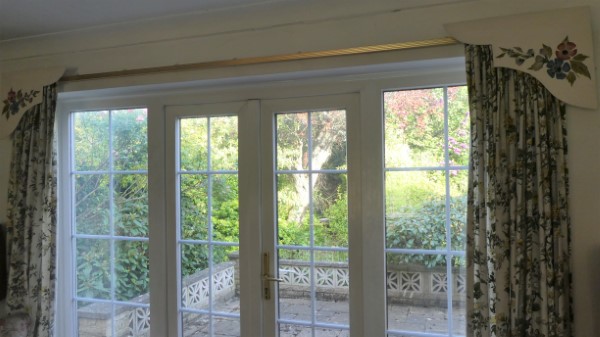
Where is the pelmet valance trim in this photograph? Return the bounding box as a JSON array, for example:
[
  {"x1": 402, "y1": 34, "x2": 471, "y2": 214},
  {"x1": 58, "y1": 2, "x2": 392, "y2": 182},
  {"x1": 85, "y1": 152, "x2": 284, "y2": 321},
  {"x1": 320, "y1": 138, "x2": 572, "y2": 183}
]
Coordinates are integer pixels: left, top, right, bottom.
[{"x1": 445, "y1": 6, "x2": 597, "y2": 109}]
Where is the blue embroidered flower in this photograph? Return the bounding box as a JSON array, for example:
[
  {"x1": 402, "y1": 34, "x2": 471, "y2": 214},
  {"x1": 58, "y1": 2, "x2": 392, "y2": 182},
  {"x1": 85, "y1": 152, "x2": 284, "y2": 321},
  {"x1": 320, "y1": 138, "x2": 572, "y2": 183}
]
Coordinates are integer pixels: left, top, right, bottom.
[
  {"x1": 498, "y1": 37, "x2": 591, "y2": 86},
  {"x1": 546, "y1": 59, "x2": 571, "y2": 80},
  {"x1": 2, "y1": 88, "x2": 40, "y2": 119}
]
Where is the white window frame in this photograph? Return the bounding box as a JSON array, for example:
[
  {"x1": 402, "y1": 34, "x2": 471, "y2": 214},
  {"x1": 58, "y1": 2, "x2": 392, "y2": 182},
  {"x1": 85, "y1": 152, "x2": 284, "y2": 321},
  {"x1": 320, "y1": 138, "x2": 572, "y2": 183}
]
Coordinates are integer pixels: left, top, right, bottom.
[{"x1": 56, "y1": 60, "x2": 467, "y2": 337}]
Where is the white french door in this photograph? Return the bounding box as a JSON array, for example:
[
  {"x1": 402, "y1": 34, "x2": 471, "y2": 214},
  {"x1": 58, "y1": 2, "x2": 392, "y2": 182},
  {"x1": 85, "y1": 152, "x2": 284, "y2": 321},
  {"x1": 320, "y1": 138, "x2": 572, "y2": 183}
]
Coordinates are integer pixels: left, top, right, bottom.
[
  {"x1": 165, "y1": 94, "x2": 361, "y2": 337},
  {"x1": 259, "y1": 94, "x2": 360, "y2": 337}
]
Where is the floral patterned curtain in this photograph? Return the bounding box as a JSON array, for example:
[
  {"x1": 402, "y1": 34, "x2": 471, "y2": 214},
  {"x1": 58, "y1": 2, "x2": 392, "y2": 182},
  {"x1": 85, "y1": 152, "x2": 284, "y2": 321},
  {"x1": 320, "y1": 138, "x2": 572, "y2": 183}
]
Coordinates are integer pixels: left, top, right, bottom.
[
  {"x1": 5, "y1": 84, "x2": 57, "y2": 337},
  {"x1": 465, "y1": 44, "x2": 573, "y2": 337}
]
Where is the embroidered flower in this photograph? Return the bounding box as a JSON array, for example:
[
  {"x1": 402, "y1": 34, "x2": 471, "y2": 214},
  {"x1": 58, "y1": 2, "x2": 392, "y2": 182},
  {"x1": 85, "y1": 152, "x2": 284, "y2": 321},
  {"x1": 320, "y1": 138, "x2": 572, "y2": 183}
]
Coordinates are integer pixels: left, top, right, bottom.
[
  {"x1": 2, "y1": 88, "x2": 40, "y2": 119},
  {"x1": 555, "y1": 41, "x2": 578, "y2": 60},
  {"x1": 7, "y1": 89, "x2": 16, "y2": 102},
  {"x1": 497, "y1": 37, "x2": 591, "y2": 86},
  {"x1": 546, "y1": 59, "x2": 571, "y2": 80},
  {"x1": 5, "y1": 89, "x2": 20, "y2": 115}
]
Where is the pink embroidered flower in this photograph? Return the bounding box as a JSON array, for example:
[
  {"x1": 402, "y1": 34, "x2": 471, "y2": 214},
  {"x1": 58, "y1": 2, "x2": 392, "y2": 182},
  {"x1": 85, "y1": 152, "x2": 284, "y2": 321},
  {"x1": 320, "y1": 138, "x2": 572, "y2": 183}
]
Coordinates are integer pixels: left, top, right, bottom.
[
  {"x1": 555, "y1": 41, "x2": 577, "y2": 60},
  {"x1": 7, "y1": 89, "x2": 16, "y2": 102}
]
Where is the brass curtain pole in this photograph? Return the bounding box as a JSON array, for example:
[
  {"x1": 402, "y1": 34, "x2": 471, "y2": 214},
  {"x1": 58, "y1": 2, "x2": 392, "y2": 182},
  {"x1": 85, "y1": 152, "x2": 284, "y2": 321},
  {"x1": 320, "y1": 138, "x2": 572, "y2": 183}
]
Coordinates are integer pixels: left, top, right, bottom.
[{"x1": 60, "y1": 37, "x2": 459, "y2": 82}]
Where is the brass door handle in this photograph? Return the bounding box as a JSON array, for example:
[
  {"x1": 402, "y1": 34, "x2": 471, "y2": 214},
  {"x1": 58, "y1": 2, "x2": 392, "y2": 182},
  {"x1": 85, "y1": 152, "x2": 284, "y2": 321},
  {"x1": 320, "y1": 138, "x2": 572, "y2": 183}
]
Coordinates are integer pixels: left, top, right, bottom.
[
  {"x1": 263, "y1": 274, "x2": 283, "y2": 282},
  {"x1": 263, "y1": 252, "x2": 282, "y2": 299}
]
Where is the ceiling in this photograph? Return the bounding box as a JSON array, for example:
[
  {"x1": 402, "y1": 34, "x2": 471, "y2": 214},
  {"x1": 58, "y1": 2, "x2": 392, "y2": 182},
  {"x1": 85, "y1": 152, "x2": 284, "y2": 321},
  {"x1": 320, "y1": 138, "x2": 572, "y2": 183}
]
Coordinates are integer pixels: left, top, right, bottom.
[{"x1": 0, "y1": 0, "x2": 291, "y2": 41}]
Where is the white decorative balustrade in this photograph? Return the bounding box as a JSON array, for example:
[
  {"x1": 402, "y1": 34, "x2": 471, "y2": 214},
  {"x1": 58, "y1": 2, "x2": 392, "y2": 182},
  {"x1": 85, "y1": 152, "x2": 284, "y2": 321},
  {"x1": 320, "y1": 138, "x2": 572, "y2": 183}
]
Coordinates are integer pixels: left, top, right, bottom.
[
  {"x1": 78, "y1": 255, "x2": 465, "y2": 337},
  {"x1": 229, "y1": 252, "x2": 466, "y2": 306},
  {"x1": 77, "y1": 262, "x2": 236, "y2": 337}
]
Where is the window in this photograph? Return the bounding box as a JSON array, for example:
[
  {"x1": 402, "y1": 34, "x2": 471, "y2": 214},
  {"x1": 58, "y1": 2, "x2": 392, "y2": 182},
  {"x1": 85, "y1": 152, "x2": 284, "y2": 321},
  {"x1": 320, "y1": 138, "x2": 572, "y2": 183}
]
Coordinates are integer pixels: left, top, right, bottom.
[
  {"x1": 58, "y1": 71, "x2": 468, "y2": 337},
  {"x1": 70, "y1": 108, "x2": 150, "y2": 336},
  {"x1": 384, "y1": 87, "x2": 468, "y2": 336}
]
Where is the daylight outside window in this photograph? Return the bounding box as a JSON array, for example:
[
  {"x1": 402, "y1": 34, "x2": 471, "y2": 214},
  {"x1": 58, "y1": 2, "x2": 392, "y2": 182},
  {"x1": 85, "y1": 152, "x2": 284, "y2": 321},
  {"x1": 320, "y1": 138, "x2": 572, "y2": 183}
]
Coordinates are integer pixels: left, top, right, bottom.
[
  {"x1": 384, "y1": 86, "x2": 469, "y2": 337},
  {"x1": 71, "y1": 108, "x2": 150, "y2": 336}
]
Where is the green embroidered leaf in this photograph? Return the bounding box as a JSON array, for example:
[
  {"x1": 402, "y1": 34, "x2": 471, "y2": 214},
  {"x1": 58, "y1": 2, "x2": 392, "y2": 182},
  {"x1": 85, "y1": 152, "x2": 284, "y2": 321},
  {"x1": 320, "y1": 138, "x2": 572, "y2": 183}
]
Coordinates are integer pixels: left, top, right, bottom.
[
  {"x1": 566, "y1": 72, "x2": 576, "y2": 86},
  {"x1": 497, "y1": 53, "x2": 506, "y2": 58},
  {"x1": 526, "y1": 49, "x2": 534, "y2": 57},
  {"x1": 540, "y1": 44, "x2": 553, "y2": 58},
  {"x1": 514, "y1": 46, "x2": 523, "y2": 53},
  {"x1": 571, "y1": 60, "x2": 591, "y2": 79},
  {"x1": 573, "y1": 54, "x2": 588, "y2": 62},
  {"x1": 529, "y1": 55, "x2": 546, "y2": 71}
]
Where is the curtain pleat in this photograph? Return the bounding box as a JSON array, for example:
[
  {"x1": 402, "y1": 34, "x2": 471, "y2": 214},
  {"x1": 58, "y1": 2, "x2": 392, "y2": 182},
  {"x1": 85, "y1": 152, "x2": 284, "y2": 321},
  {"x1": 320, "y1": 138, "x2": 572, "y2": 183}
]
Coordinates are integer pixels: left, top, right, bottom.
[
  {"x1": 5, "y1": 83, "x2": 57, "y2": 337},
  {"x1": 465, "y1": 44, "x2": 573, "y2": 337}
]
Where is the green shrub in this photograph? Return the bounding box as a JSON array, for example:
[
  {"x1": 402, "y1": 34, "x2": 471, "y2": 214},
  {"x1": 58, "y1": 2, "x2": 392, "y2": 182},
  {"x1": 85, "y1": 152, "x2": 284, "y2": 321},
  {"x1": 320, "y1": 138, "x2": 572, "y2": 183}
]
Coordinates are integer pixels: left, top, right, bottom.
[{"x1": 386, "y1": 195, "x2": 466, "y2": 268}]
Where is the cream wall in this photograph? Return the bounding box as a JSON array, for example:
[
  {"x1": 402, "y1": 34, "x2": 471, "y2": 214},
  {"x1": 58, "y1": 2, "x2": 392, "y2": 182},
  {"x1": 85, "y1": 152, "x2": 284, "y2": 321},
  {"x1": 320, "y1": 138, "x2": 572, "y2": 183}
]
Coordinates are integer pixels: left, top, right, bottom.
[{"x1": 1, "y1": 0, "x2": 599, "y2": 335}]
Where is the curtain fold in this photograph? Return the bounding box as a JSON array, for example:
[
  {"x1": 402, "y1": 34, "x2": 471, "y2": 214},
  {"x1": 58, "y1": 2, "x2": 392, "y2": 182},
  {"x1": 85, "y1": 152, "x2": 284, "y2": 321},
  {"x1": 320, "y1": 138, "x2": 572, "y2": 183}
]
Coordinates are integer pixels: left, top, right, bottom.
[
  {"x1": 465, "y1": 44, "x2": 573, "y2": 337},
  {"x1": 5, "y1": 83, "x2": 57, "y2": 337}
]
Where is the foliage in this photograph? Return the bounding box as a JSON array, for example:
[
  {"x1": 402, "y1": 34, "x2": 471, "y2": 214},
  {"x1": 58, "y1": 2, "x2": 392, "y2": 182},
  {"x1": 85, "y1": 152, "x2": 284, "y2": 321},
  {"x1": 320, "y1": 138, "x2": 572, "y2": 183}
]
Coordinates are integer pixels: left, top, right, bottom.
[
  {"x1": 75, "y1": 109, "x2": 152, "y2": 301},
  {"x1": 74, "y1": 86, "x2": 470, "y2": 300},
  {"x1": 386, "y1": 196, "x2": 467, "y2": 268}
]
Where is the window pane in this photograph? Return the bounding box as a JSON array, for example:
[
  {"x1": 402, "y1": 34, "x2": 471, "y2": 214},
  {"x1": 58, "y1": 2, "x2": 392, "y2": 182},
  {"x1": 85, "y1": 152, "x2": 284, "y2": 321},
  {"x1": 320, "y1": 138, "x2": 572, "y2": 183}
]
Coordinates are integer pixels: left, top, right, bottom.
[
  {"x1": 74, "y1": 111, "x2": 109, "y2": 171},
  {"x1": 447, "y1": 86, "x2": 470, "y2": 167},
  {"x1": 112, "y1": 109, "x2": 148, "y2": 171},
  {"x1": 316, "y1": 250, "x2": 349, "y2": 326},
  {"x1": 275, "y1": 109, "x2": 349, "y2": 336},
  {"x1": 384, "y1": 88, "x2": 445, "y2": 168},
  {"x1": 277, "y1": 173, "x2": 310, "y2": 247},
  {"x1": 180, "y1": 118, "x2": 208, "y2": 171},
  {"x1": 277, "y1": 113, "x2": 309, "y2": 171},
  {"x1": 72, "y1": 108, "x2": 150, "y2": 337},
  {"x1": 180, "y1": 174, "x2": 209, "y2": 241},
  {"x1": 385, "y1": 171, "x2": 447, "y2": 250},
  {"x1": 178, "y1": 115, "x2": 240, "y2": 337},
  {"x1": 75, "y1": 174, "x2": 110, "y2": 235},
  {"x1": 453, "y1": 256, "x2": 467, "y2": 335},
  {"x1": 311, "y1": 110, "x2": 347, "y2": 170},
  {"x1": 115, "y1": 240, "x2": 150, "y2": 301},
  {"x1": 181, "y1": 314, "x2": 240, "y2": 337},
  {"x1": 384, "y1": 87, "x2": 467, "y2": 337},
  {"x1": 114, "y1": 174, "x2": 148, "y2": 237},
  {"x1": 180, "y1": 243, "x2": 239, "y2": 335},
  {"x1": 450, "y1": 171, "x2": 468, "y2": 251},
  {"x1": 386, "y1": 253, "x2": 449, "y2": 335},
  {"x1": 314, "y1": 173, "x2": 347, "y2": 248},
  {"x1": 78, "y1": 300, "x2": 113, "y2": 337},
  {"x1": 211, "y1": 174, "x2": 239, "y2": 243},
  {"x1": 76, "y1": 238, "x2": 110, "y2": 299},
  {"x1": 210, "y1": 116, "x2": 238, "y2": 171}
]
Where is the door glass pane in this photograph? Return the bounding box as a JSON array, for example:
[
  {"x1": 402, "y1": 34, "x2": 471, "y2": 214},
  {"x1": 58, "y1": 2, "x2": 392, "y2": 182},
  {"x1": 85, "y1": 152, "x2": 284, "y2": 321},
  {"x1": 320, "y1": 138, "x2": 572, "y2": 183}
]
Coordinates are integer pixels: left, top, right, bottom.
[
  {"x1": 384, "y1": 87, "x2": 468, "y2": 336},
  {"x1": 275, "y1": 109, "x2": 349, "y2": 336},
  {"x1": 72, "y1": 109, "x2": 150, "y2": 336},
  {"x1": 180, "y1": 174, "x2": 209, "y2": 241},
  {"x1": 178, "y1": 115, "x2": 240, "y2": 337}
]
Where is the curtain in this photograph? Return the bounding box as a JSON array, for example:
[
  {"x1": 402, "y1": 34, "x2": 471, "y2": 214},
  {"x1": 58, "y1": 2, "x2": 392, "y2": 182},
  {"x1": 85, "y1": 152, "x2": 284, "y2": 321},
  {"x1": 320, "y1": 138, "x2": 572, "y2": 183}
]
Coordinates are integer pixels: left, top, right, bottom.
[
  {"x1": 465, "y1": 44, "x2": 573, "y2": 337},
  {"x1": 5, "y1": 84, "x2": 57, "y2": 337}
]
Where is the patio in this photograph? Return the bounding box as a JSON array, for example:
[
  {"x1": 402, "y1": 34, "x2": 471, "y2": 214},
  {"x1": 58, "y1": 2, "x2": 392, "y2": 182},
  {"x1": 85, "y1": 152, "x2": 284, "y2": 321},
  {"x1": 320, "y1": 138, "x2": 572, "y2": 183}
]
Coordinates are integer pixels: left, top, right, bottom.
[{"x1": 182, "y1": 296, "x2": 466, "y2": 337}]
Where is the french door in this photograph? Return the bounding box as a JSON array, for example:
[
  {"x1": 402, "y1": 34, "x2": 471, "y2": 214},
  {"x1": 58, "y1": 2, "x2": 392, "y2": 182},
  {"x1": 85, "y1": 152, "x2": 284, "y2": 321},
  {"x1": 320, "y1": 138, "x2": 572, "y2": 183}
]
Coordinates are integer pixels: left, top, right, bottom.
[{"x1": 166, "y1": 94, "x2": 361, "y2": 337}]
